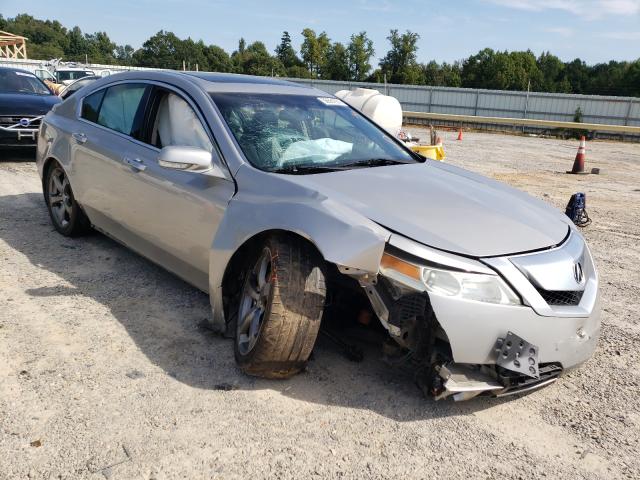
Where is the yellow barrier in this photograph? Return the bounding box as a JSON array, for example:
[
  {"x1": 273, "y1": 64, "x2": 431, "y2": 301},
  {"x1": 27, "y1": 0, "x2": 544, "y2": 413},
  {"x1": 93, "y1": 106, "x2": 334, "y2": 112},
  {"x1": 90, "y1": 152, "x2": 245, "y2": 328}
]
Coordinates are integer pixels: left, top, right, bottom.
[{"x1": 410, "y1": 144, "x2": 446, "y2": 161}]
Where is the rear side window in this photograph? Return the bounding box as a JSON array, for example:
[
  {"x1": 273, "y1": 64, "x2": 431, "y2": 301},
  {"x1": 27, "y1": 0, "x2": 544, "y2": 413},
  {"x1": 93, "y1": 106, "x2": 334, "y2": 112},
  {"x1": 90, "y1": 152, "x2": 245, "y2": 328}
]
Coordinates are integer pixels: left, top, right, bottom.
[
  {"x1": 81, "y1": 89, "x2": 105, "y2": 123},
  {"x1": 97, "y1": 84, "x2": 149, "y2": 137}
]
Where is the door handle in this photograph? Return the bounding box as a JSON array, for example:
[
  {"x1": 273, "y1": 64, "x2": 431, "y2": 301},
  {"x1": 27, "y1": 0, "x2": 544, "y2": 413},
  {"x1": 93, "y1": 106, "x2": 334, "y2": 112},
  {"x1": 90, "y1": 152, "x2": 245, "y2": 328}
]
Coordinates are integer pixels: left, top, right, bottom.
[
  {"x1": 124, "y1": 156, "x2": 147, "y2": 172},
  {"x1": 72, "y1": 132, "x2": 87, "y2": 144}
]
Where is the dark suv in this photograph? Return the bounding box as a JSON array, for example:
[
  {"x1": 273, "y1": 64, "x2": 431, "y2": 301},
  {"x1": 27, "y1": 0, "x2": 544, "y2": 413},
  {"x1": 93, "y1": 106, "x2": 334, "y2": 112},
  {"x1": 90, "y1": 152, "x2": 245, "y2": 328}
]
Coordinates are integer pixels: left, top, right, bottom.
[{"x1": 0, "y1": 67, "x2": 61, "y2": 148}]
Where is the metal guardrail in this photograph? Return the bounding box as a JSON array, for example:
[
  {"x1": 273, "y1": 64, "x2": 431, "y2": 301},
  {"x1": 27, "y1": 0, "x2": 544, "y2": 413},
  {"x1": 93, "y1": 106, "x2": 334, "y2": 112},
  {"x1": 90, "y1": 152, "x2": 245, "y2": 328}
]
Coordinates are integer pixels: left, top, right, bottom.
[{"x1": 403, "y1": 111, "x2": 640, "y2": 135}]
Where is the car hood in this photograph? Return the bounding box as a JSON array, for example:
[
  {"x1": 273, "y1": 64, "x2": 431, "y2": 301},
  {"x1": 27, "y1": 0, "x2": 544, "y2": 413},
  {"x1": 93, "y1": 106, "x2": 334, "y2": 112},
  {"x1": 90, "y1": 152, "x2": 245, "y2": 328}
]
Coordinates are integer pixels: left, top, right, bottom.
[
  {"x1": 0, "y1": 93, "x2": 61, "y2": 116},
  {"x1": 289, "y1": 162, "x2": 571, "y2": 257}
]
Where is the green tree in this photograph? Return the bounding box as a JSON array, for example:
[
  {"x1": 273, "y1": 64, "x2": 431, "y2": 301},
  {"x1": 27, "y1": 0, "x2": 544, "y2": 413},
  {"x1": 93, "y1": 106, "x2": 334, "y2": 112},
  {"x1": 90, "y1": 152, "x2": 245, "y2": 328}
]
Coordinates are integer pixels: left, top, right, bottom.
[
  {"x1": 562, "y1": 58, "x2": 590, "y2": 94},
  {"x1": 4, "y1": 14, "x2": 68, "y2": 59},
  {"x1": 379, "y1": 30, "x2": 421, "y2": 84},
  {"x1": 132, "y1": 30, "x2": 183, "y2": 69},
  {"x1": 230, "y1": 38, "x2": 247, "y2": 73},
  {"x1": 421, "y1": 61, "x2": 462, "y2": 87},
  {"x1": 286, "y1": 65, "x2": 313, "y2": 79},
  {"x1": 84, "y1": 31, "x2": 117, "y2": 64},
  {"x1": 65, "y1": 26, "x2": 87, "y2": 61},
  {"x1": 204, "y1": 45, "x2": 232, "y2": 72},
  {"x1": 626, "y1": 60, "x2": 640, "y2": 97},
  {"x1": 537, "y1": 52, "x2": 567, "y2": 92},
  {"x1": 275, "y1": 31, "x2": 300, "y2": 69},
  {"x1": 323, "y1": 42, "x2": 350, "y2": 80},
  {"x1": 300, "y1": 28, "x2": 330, "y2": 77},
  {"x1": 114, "y1": 44, "x2": 135, "y2": 65},
  {"x1": 233, "y1": 41, "x2": 284, "y2": 76},
  {"x1": 347, "y1": 32, "x2": 374, "y2": 81}
]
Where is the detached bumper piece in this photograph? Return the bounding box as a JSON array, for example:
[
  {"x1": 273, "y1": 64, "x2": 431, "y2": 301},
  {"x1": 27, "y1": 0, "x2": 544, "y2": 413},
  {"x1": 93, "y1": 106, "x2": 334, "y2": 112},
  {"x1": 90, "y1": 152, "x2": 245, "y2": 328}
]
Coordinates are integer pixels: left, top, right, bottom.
[
  {"x1": 435, "y1": 332, "x2": 561, "y2": 401},
  {"x1": 435, "y1": 362, "x2": 563, "y2": 401},
  {"x1": 494, "y1": 363, "x2": 562, "y2": 398}
]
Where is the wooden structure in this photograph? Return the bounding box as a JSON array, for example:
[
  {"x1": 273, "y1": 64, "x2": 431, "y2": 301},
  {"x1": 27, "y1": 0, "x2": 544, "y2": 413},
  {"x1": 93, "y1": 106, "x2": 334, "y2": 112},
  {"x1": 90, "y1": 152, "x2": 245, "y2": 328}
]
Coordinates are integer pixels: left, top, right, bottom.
[{"x1": 0, "y1": 31, "x2": 28, "y2": 59}]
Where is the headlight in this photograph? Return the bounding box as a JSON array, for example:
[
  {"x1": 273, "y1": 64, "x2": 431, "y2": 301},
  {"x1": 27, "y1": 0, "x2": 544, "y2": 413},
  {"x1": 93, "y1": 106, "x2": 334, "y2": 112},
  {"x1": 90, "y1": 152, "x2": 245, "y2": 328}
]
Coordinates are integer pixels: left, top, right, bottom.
[{"x1": 380, "y1": 252, "x2": 521, "y2": 306}]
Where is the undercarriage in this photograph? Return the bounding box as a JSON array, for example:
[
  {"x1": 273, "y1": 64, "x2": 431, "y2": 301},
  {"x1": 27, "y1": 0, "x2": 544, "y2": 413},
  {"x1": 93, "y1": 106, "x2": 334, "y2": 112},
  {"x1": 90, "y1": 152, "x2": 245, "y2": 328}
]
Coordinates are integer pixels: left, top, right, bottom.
[{"x1": 325, "y1": 266, "x2": 565, "y2": 401}]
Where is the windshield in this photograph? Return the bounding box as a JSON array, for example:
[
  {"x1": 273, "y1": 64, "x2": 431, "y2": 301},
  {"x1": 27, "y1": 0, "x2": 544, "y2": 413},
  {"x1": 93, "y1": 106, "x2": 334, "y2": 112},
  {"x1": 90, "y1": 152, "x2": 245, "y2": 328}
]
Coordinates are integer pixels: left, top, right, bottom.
[
  {"x1": 0, "y1": 69, "x2": 52, "y2": 95},
  {"x1": 56, "y1": 70, "x2": 93, "y2": 82},
  {"x1": 210, "y1": 93, "x2": 418, "y2": 173}
]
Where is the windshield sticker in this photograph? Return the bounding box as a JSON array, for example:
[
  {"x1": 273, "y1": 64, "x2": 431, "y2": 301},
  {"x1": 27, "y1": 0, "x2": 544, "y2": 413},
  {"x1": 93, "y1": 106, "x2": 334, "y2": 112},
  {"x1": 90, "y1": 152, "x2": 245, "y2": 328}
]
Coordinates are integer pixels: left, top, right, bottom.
[
  {"x1": 15, "y1": 71, "x2": 36, "y2": 77},
  {"x1": 317, "y1": 97, "x2": 347, "y2": 106}
]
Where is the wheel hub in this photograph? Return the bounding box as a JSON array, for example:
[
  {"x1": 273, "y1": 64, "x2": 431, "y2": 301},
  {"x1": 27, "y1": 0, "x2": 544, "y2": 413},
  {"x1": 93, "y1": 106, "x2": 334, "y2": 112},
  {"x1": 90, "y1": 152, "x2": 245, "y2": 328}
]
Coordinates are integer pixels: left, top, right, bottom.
[
  {"x1": 237, "y1": 249, "x2": 273, "y2": 355},
  {"x1": 48, "y1": 167, "x2": 73, "y2": 228}
]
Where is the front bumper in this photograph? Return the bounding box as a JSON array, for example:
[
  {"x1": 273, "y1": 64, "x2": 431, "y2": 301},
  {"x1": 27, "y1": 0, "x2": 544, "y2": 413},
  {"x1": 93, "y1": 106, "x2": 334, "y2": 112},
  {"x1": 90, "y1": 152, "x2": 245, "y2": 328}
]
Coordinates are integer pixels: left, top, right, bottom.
[
  {"x1": 428, "y1": 292, "x2": 600, "y2": 369},
  {"x1": 0, "y1": 116, "x2": 42, "y2": 147},
  {"x1": 382, "y1": 229, "x2": 600, "y2": 370}
]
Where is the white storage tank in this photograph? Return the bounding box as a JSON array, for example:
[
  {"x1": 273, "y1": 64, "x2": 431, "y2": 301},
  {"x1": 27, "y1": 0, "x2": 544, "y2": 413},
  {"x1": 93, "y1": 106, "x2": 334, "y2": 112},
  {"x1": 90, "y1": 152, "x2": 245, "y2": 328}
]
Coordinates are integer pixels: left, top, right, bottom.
[{"x1": 335, "y1": 88, "x2": 403, "y2": 135}]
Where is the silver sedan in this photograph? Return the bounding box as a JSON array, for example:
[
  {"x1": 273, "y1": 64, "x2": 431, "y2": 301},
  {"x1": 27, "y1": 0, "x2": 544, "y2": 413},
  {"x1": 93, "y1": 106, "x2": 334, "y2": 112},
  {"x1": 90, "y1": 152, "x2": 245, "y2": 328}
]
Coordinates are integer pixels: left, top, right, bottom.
[{"x1": 36, "y1": 71, "x2": 600, "y2": 400}]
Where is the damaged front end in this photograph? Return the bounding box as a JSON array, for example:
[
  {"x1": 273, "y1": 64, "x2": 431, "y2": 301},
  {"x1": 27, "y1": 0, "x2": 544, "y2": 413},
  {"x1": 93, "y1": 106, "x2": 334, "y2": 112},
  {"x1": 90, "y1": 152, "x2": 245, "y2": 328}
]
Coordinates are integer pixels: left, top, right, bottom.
[
  {"x1": 357, "y1": 271, "x2": 560, "y2": 401},
  {"x1": 339, "y1": 231, "x2": 598, "y2": 401}
]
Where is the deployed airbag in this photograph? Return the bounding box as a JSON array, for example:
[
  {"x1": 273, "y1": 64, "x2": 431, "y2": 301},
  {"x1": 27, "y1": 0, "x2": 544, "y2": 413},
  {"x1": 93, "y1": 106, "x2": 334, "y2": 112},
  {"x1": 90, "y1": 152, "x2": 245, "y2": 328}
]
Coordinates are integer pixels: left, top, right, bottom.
[{"x1": 281, "y1": 138, "x2": 352, "y2": 165}]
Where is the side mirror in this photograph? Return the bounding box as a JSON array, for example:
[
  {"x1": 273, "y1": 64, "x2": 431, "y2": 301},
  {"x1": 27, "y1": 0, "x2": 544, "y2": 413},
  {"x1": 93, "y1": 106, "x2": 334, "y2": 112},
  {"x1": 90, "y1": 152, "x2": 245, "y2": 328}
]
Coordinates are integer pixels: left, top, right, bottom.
[{"x1": 158, "y1": 146, "x2": 212, "y2": 172}]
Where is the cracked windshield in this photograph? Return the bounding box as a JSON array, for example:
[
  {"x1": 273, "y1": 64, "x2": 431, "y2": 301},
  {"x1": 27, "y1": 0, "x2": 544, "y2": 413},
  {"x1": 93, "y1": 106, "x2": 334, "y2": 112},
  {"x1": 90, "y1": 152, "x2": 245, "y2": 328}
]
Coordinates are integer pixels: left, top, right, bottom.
[{"x1": 211, "y1": 93, "x2": 419, "y2": 173}]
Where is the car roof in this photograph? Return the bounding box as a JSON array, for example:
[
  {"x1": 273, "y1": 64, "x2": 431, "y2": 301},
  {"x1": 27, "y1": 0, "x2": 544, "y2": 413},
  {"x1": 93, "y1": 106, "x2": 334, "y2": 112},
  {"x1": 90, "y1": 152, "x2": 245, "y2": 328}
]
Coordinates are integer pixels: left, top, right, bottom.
[
  {"x1": 0, "y1": 66, "x2": 38, "y2": 75},
  {"x1": 71, "y1": 70, "x2": 327, "y2": 97},
  {"x1": 184, "y1": 71, "x2": 318, "y2": 95},
  {"x1": 185, "y1": 72, "x2": 300, "y2": 87}
]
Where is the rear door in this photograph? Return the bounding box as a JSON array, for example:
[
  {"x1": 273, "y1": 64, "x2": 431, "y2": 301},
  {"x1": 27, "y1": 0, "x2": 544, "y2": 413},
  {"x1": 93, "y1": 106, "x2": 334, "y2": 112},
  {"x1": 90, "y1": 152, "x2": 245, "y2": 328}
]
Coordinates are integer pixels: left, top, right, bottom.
[{"x1": 71, "y1": 82, "x2": 152, "y2": 232}]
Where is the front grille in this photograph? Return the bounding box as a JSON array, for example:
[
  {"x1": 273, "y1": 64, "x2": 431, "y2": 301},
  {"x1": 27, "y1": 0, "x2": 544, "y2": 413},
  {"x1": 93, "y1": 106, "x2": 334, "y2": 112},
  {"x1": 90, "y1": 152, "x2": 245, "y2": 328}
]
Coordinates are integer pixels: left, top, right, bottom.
[
  {"x1": 536, "y1": 288, "x2": 584, "y2": 306},
  {"x1": 0, "y1": 116, "x2": 41, "y2": 129}
]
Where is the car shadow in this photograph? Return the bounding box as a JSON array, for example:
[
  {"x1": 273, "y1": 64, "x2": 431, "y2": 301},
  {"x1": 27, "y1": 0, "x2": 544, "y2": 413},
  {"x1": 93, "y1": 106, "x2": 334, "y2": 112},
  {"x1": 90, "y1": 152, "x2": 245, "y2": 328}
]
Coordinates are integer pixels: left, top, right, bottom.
[
  {"x1": 0, "y1": 191, "x2": 508, "y2": 421},
  {"x1": 0, "y1": 147, "x2": 37, "y2": 162}
]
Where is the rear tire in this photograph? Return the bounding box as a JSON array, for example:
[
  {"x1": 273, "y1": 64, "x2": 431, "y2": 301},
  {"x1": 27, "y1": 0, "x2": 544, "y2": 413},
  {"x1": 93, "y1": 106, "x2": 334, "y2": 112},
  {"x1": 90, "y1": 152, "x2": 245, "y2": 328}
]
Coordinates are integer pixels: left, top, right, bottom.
[
  {"x1": 234, "y1": 235, "x2": 326, "y2": 379},
  {"x1": 44, "y1": 162, "x2": 91, "y2": 237}
]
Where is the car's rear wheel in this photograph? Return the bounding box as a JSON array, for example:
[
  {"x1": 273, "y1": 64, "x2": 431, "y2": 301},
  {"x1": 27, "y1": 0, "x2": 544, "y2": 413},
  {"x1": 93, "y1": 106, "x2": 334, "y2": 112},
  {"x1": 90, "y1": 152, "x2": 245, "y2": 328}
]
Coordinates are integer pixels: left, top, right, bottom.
[
  {"x1": 235, "y1": 236, "x2": 326, "y2": 379},
  {"x1": 44, "y1": 162, "x2": 90, "y2": 237}
]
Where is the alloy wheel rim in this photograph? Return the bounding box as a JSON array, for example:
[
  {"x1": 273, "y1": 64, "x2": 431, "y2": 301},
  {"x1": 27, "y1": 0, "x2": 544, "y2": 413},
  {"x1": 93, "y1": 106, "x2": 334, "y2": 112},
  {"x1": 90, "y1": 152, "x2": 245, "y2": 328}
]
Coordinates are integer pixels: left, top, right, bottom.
[
  {"x1": 48, "y1": 167, "x2": 72, "y2": 228},
  {"x1": 237, "y1": 248, "x2": 273, "y2": 355}
]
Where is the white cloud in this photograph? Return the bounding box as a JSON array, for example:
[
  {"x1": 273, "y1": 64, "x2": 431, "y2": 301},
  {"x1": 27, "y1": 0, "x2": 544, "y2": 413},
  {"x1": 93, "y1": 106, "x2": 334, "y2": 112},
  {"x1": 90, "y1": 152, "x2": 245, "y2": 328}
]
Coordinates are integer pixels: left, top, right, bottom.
[
  {"x1": 544, "y1": 26, "x2": 575, "y2": 37},
  {"x1": 600, "y1": 31, "x2": 640, "y2": 39},
  {"x1": 486, "y1": 0, "x2": 640, "y2": 17}
]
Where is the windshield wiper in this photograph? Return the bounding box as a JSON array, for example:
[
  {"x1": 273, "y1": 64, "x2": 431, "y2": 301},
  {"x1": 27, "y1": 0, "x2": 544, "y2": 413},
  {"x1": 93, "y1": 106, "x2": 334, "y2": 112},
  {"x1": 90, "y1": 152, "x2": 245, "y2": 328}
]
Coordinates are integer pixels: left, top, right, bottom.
[
  {"x1": 269, "y1": 164, "x2": 343, "y2": 175},
  {"x1": 337, "y1": 158, "x2": 414, "y2": 169}
]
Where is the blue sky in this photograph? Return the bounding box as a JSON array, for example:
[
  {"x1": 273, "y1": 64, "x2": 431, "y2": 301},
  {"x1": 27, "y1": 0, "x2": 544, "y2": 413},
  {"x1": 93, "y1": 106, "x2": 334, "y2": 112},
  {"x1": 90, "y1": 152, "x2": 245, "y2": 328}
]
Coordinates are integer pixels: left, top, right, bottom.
[{"x1": 2, "y1": 0, "x2": 639, "y2": 64}]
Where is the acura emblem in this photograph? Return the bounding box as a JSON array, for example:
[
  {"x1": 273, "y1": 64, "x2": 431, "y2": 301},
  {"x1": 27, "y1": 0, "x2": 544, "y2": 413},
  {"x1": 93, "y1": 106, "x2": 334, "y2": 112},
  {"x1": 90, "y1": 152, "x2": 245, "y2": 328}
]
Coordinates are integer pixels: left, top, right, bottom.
[
  {"x1": 19, "y1": 118, "x2": 31, "y2": 127},
  {"x1": 573, "y1": 262, "x2": 584, "y2": 284}
]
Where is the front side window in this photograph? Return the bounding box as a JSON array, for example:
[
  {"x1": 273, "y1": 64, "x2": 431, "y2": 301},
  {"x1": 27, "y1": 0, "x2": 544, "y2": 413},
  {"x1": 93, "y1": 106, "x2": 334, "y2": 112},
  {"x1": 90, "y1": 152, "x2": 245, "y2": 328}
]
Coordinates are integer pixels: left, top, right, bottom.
[
  {"x1": 96, "y1": 84, "x2": 149, "y2": 137},
  {"x1": 0, "y1": 69, "x2": 52, "y2": 95},
  {"x1": 210, "y1": 93, "x2": 418, "y2": 173},
  {"x1": 150, "y1": 92, "x2": 212, "y2": 152}
]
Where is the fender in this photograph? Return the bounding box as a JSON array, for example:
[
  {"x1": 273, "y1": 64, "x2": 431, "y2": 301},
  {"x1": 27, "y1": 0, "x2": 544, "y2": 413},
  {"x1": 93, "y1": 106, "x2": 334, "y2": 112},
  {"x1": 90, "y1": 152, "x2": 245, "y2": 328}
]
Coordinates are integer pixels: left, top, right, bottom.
[{"x1": 208, "y1": 164, "x2": 391, "y2": 331}]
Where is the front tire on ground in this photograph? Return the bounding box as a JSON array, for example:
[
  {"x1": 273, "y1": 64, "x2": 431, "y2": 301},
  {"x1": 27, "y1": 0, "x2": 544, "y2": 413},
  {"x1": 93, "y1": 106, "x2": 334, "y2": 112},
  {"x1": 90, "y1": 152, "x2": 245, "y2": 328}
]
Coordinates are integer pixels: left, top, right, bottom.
[
  {"x1": 234, "y1": 235, "x2": 326, "y2": 379},
  {"x1": 44, "y1": 162, "x2": 91, "y2": 237}
]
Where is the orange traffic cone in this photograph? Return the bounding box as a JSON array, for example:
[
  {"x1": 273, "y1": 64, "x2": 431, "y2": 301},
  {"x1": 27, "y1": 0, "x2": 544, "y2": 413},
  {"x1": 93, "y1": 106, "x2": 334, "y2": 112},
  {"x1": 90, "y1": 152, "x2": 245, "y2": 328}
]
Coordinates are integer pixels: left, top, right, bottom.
[
  {"x1": 457, "y1": 128, "x2": 463, "y2": 141},
  {"x1": 567, "y1": 136, "x2": 589, "y2": 174}
]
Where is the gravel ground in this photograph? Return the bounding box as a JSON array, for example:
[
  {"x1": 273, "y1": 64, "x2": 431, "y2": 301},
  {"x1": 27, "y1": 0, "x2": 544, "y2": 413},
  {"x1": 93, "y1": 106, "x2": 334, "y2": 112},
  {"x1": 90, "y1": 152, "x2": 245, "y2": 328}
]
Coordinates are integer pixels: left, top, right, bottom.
[{"x1": 1, "y1": 132, "x2": 639, "y2": 480}]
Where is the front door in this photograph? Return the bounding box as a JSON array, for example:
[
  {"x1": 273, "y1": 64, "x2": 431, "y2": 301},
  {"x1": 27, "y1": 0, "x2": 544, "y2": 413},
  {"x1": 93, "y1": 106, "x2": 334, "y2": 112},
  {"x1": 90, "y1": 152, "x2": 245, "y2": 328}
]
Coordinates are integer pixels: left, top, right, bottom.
[{"x1": 99, "y1": 86, "x2": 235, "y2": 290}]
